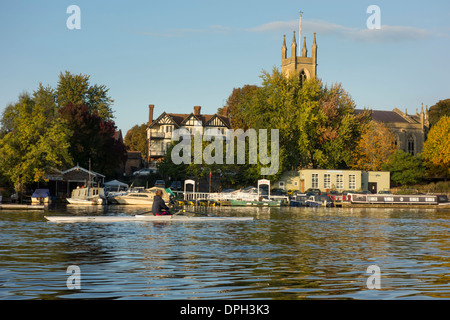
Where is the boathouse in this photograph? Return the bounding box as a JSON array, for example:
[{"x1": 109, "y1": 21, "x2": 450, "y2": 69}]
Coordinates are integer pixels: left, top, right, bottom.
[{"x1": 44, "y1": 165, "x2": 106, "y2": 198}]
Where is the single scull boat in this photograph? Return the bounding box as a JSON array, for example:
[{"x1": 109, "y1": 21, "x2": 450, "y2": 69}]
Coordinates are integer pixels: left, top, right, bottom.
[{"x1": 44, "y1": 215, "x2": 254, "y2": 223}]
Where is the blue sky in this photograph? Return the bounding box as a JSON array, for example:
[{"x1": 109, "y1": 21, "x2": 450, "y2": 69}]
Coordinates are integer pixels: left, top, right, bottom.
[{"x1": 1, "y1": 0, "x2": 449, "y2": 134}]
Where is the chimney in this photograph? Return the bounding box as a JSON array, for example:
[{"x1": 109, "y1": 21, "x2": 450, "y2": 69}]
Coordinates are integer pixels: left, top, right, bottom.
[
  {"x1": 148, "y1": 104, "x2": 154, "y2": 125},
  {"x1": 194, "y1": 105, "x2": 201, "y2": 116},
  {"x1": 222, "y1": 107, "x2": 228, "y2": 117}
]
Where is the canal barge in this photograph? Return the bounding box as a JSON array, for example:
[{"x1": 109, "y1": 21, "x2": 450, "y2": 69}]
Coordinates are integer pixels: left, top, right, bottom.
[{"x1": 349, "y1": 193, "x2": 448, "y2": 205}]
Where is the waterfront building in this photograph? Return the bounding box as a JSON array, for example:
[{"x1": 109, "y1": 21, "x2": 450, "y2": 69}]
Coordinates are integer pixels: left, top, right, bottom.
[
  {"x1": 44, "y1": 164, "x2": 106, "y2": 198},
  {"x1": 146, "y1": 104, "x2": 231, "y2": 169},
  {"x1": 276, "y1": 169, "x2": 390, "y2": 194}
]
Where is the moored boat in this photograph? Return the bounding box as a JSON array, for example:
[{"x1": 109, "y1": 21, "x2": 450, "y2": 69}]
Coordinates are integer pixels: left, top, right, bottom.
[
  {"x1": 31, "y1": 189, "x2": 51, "y2": 204},
  {"x1": 305, "y1": 194, "x2": 334, "y2": 207},
  {"x1": 113, "y1": 187, "x2": 170, "y2": 205},
  {"x1": 229, "y1": 199, "x2": 281, "y2": 206},
  {"x1": 66, "y1": 187, "x2": 106, "y2": 205},
  {"x1": 349, "y1": 193, "x2": 449, "y2": 205}
]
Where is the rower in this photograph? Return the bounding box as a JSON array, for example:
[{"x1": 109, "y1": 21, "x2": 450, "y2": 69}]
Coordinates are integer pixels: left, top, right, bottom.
[{"x1": 151, "y1": 189, "x2": 172, "y2": 216}]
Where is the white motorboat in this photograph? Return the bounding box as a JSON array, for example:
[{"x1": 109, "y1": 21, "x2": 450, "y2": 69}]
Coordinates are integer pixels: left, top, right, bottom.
[
  {"x1": 113, "y1": 187, "x2": 170, "y2": 205},
  {"x1": 66, "y1": 187, "x2": 106, "y2": 205},
  {"x1": 114, "y1": 191, "x2": 155, "y2": 205}
]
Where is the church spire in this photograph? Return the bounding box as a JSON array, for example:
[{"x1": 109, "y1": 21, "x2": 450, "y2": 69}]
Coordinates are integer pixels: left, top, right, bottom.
[
  {"x1": 282, "y1": 34, "x2": 287, "y2": 59},
  {"x1": 302, "y1": 36, "x2": 307, "y2": 57},
  {"x1": 291, "y1": 31, "x2": 297, "y2": 58}
]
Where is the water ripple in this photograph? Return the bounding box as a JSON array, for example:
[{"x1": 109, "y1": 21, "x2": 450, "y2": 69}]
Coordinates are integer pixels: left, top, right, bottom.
[{"x1": 1, "y1": 206, "x2": 450, "y2": 299}]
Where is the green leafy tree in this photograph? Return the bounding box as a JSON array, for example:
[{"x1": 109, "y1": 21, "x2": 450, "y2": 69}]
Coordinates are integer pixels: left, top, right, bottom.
[
  {"x1": 429, "y1": 99, "x2": 450, "y2": 127},
  {"x1": 423, "y1": 115, "x2": 450, "y2": 179},
  {"x1": 157, "y1": 141, "x2": 188, "y2": 182},
  {"x1": 56, "y1": 71, "x2": 114, "y2": 121},
  {"x1": 231, "y1": 68, "x2": 369, "y2": 170},
  {"x1": 382, "y1": 150, "x2": 425, "y2": 185},
  {"x1": 0, "y1": 93, "x2": 73, "y2": 194},
  {"x1": 219, "y1": 84, "x2": 260, "y2": 130},
  {"x1": 158, "y1": 130, "x2": 283, "y2": 190},
  {"x1": 124, "y1": 123, "x2": 148, "y2": 160}
]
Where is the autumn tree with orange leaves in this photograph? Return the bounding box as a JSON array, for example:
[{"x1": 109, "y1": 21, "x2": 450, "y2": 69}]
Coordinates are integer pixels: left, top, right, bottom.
[
  {"x1": 350, "y1": 120, "x2": 398, "y2": 171},
  {"x1": 423, "y1": 115, "x2": 450, "y2": 179}
]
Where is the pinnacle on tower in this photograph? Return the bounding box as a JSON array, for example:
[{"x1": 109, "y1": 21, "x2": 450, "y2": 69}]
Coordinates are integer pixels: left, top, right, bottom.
[
  {"x1": 291, "y1": 31, "x2": 297, "y2": 58},
  {"x1": 302, "y1": 36, "x2": 307, "y2": 57}
]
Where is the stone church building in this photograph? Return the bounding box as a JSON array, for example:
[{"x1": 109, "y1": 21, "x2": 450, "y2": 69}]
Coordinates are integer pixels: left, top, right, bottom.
[{"x1": 280, "y1": 29, "x2": 429, "y2": 156}]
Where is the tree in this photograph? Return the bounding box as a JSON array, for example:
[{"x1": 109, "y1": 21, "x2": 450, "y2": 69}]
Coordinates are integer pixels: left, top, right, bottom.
[
  {"x1": 0, "y1": 93, "x2": 73, "y2": 194},
  {"x1": 230, "y1": 68, "x2": 369, "y2": 171},
  {"x1": 56, "y1": 71, "x2": 114, "y2": 121},
  {"x1": 382, "y1": 150, "x2": 425, "y2": 185},
  {"x1": 124, "y1": 123, "x2": 148, "y2": 160},
  {"x1": 429, "y1": 99, "x2": 450, "y2": 127},
  {"x1": 58, "y1": 103, "x2": 126, "y2": 177},
  {"x1": 422, "y1": 115, "x2": 450, "y2": 179},
  {"x1": 350, "y1": 120, "x2": 397, "y2": 171},
  {"x1": 219, "y1": 84, "x2": 260, "y2": 130}
]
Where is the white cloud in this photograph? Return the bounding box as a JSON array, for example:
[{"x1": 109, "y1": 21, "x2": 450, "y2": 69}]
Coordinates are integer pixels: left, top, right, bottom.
[{"x1": 247, "y1": 19, "x2": 434, "y2": 43}]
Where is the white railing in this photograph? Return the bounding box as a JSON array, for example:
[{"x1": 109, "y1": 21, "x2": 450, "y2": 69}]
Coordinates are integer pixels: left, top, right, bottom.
[
  {"x1": 184, "y1": 192, "x2": 211, "y2": 201},
  {"x1": 269, "y1": 195, "x2": 290, "y2": 202},
  {"x1": 181, "y1": 191, "x2": 290, "y2": 203}
]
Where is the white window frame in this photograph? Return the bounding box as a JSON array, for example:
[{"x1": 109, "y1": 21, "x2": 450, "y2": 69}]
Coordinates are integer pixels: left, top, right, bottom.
[
  {"x1": 336, "y1": 174, "x2": 344, "y2": 189},
  {"x1": 312, "y1": 174, "x2": 319, "y2": 189},
  {"x1": 324, "y1": 174, "x2": 331, "y2": 189},
  {"x1": 349, "y1": 174, "x2": 356, "y2": 190}
]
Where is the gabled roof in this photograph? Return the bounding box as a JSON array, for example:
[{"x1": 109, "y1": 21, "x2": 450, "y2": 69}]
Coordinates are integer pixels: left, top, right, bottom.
[
  {"x1": 205, "y1": 113, "x2": 230, "y2": 127},
  {"x1": 149, "y1": 112, "x2": 231, "y2": 128},
  {"x1": 179, "y1": 113, "x2": 202, "y2": 126},
  {"x1": 62, "y1": 164, "x2": 105, "y2": 178},
  {"x1": 149, "y1": 112, "x2": 180, "y2": 128}
]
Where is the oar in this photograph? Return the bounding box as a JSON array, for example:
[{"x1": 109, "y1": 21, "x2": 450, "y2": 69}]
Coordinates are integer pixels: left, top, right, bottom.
[
  {"x1": 136, "y1": 206, "x2": 181, "y2": 216},
  {"x1": 174, "y1": 208, "x2": 215, "y2": 216}
]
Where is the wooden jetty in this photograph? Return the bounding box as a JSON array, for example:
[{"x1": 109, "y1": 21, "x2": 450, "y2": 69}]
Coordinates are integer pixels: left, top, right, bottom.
[{"x1": 0, "y1": 204, "x2": 45, "y2": 210}]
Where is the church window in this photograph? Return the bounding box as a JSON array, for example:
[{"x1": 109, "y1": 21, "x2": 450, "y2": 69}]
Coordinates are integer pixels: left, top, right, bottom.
[
  {"x1": 407, "y1": 135, "x2": 415, "y2": 156},
  {"x1": 300, "y1": 70, "x2": 307, "y2": 86}
]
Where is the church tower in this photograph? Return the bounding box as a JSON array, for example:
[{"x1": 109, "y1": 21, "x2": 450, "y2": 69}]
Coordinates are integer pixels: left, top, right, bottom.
[{"x1": 281, "y1": 13, "x2": 317, "y2": 84}]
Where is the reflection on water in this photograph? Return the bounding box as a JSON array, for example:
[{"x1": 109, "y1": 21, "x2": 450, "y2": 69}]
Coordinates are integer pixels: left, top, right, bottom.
[{"x1": 1, "y1": 204, "x2": 450, "y2": 299}]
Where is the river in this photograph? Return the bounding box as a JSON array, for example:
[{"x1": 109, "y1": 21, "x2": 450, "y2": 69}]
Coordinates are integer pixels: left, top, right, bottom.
[{"x1": 1, "y1": 204, "x2": 450, "y2": 300}]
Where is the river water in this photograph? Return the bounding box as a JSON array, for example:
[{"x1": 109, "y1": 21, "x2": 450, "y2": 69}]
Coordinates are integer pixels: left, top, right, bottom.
[{"x1": 1, "y1": 204, "x2": 450, "y2": 300}]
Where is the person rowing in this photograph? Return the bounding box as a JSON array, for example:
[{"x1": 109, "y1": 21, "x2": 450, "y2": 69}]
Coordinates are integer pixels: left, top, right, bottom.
[{"x1": 152, "y1": 189, "x2": 172, "y2": 216}]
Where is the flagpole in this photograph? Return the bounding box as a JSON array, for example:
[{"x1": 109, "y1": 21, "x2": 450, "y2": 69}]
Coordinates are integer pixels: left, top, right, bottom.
[{"x1": 299, "y1": 11, "x2": 303, "y2": 47}]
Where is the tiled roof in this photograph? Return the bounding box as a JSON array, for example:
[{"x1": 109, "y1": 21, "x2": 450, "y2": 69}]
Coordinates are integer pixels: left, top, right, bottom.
[{"x1": 354, "y1": 109, "x2": 409, "y2": 123}]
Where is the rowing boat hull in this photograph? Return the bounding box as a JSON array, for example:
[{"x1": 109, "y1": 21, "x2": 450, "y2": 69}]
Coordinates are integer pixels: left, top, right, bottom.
[{"x1": 44, "y1": 215, "x2": 254, "y2": 223}]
